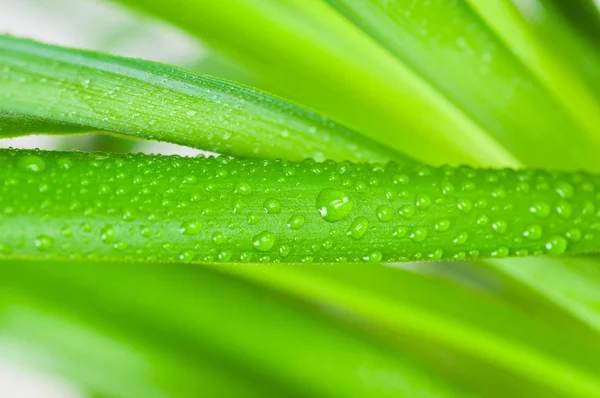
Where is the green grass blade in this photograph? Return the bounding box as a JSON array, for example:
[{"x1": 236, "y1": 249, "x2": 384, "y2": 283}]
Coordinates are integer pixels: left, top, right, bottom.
[
  {"x1": 2, "y1": 148, "x2": 600, "y2": 264},
  {"x1": 0, "y1": 35, "x2": 407, "y2": 163},
  {"x1": 324, "y1": 0, "x2": 600, "y2": 171}
]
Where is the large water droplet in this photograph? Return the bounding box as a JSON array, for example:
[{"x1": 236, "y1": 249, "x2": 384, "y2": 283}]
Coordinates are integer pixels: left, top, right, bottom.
[
  {"x1": 435, "y1": 219, "x2": 451, "y2": 232},
  {"x1": 491, "y1": 220, "x2": 508, "y2": 234},
  {"x1": 253, "y1": 231, "x2": 276, "y2": 252},
  {"x1": 18, "y1": 155, "x2": 46, "y2": 173},
  {"x1": 545, "y1": 236, "x2": 568, "y2": 255},
  {"x1": 523, "y1": 224, "x2": 543, "y2": 240},
  {"x1": 263, "y1": 198, "x2": 282, "y2": 214},
  {"x1": 316, "y1": 189, "x2": 353, "y2": 222},
  {"x1": 180, "y1": 220, "x2": 202, "y2": 235},
  {"x1": 410, "y1": 227, "x2": 428, "y2": 242},
  {"x1": 415, "y1": 194, "x2": 432, "y2": 209},
  {"x1": 376, "y1": 205, "x2": 394, "y2": 222},
  {"x1": 529, "y1": 201, "x2": 550, "y2": 218}
]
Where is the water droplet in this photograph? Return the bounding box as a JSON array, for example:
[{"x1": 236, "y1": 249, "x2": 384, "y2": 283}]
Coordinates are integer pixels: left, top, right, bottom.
[
  {"x1": 18, "y1": 155, "x2": 46, "y2": 173},
  {"x1": 233, "y1": 182, "x2": 253, "y2": 196},
  {"x1": 212, "y1": 232, "x2": 225, "y2": 245},
  {"x1": 435, "y1": 218, "x2": 451, "y2": 232},
  {"x1": 457, "y1": 198, "x2": 473, "y2": 213},
  {"x1": 398, "y1": 205, "x2": 415, "y2": 219},
  {"x1": 364, "y1": 251, "x2": 382, "y2": 263},
  {"x1": 279, "y1": 245, "x2": 290, "y2": 257},
  {"x1": 140, "y1": 226, "x2": 152, "y2": 238},
  {"x1": 376, "y1": 205, "x2": 394, "y2": 222},
  {"x1": 253, "y1": 231, "x2": 276, "y2": 252},
  {"x1": 530, "y1": 201, "x2": 550, "y2": 218},
  {"x1": 393, "y1": 226, "x2": 408, "y2": 238},
  {"x1": 476, "y1": 215, "x2": 489, "y2": 226},
  {"x1": 545, "y1": 236, "x2": 568, "y2": 255},
  {"x1": 180, "y1": 220, "x2": 202, "y2": 235},
  {"x1": 113, "y1": 240, "x2": 128, "y2": 251},
  {"x1": 100, "y1": 225, "x2": 116, "y2": 243},
  {"x1": 179, "y1": 251, "x2": 194, "y2": 262},
  {"x1": 247, "y1": 212, "x2": 263, "y2": 225},
  {"x1": 347, "y1": 217, "x2": 369, "y2": 240},
  {"x1": 186, "y1": 110, "x2": 197, "y2": 117},
  {"x1": 555, "y1": 200, "x2": 573, "y2": 218},
  {"x1": 523, "y1": 224, "x2": 543, "y2": 240},
  {"x1": 316, "y1": 189, "x2": 353, "y2": 222},
  {"x1": 555, "y1": 182, "x2": 574, "y2": 198},
  {"x1": 453, "y1": 231, "x2": 469, "y2": 245},
  {"x1": 410, "y1": 227, "x2": 428, "y2": 242},
  {"x1": 415, "y1": 194, "x2": 432, "y2": 209},
  {"x1": 35, "y1": 235, "x2": 54, "y2": 251},
  {"x1": 491, "y1": 246, "x2": 509, "y2": 258},
  {"x1": 393, "y1": 174, "x2": 409, "y2": 185},
  {"x1": 429, "y1": 249, "x2": 443, "y2": 260},
  {"x1": 492, "y1": 220, "x2": 508, "y2": 234},
  {"x1": 287, "y1": 215, "x2": 305, "y2": 230},
  {"x1": 566, "y1": 228, "x2": 582, "y2": 242},
  {"x1": 61, "y1": 225, "x2": 73, "y2": 238},
  {"x1": 263, "y1": 198, "x2": 281, "y2": 214}
]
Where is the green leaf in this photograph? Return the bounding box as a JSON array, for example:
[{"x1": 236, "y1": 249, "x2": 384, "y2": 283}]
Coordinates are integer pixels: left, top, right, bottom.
[
  {"x1": 0, "y1": 260, "x2": 469, "y2": 398},
  {"x1": 114, "y1": 0, "x2": 517, "y2": 166},
  {"x1": 323, "y1": 0, "x2": 600, "y2": 171},
  {"x1": 2, "y1": 148, "x2": 600, "y2": 264},
  {"x1": 0, "y1": 35, "x2": 407, "y2": 164}
]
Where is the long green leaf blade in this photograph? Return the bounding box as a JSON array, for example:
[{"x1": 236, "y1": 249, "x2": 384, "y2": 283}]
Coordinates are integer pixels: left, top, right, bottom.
[
  {"x1": 0, "y1": 35, "x2": 406, "y2": 163},
  {"x1": 114, "y1": 0, "x2": 518, "y2": 166},
  {"x1": 2, "y1": 148, "x2": 600, "y2": 263}
]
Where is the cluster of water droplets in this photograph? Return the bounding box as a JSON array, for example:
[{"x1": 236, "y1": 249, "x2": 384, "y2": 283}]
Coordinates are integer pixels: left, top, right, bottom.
[{"x1": 1, "y1": 150, "x2": 600, "y2": 264}]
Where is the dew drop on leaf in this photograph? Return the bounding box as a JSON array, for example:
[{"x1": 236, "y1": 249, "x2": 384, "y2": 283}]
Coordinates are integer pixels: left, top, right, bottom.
[
  {"x1": 34, "y1": 235, "x2": 54, "y2": 251},
  {"x1": 253, "y1": 231, "x2": 276, "y2": 252},
  {"x1": 545, "y1": 236, "x2": 568, "y2": 255},
  {"x1": 523, "y1": 224, "x2": 543, "y2": 240},
  {"x1": 180, "y1": 220, "x2": 202, "y2": 235},
  {"x1": 263, "y1": 198, "x2": 282, "y2": 214},
  {"x1": 316, "y1": 189, "x2": 353, "y2": 222},
  {"x1": 376, "y1": 205, "x2": 394, "y2": 222},
  {"x1": 347, "y1": 217, "x2": 369, "y2": 240},
  {"x1": 287, "y1": 215, "x2": 305, "y2": 230},
  {"x1": 18, "y1": 155, "x2": 46, "y2": 173},
  {"x1": 100, "y1": 225, "x2": 116, "y2": 243}
]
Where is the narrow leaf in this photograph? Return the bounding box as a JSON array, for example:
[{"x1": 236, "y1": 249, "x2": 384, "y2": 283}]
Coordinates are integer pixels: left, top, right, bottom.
[{"x1": 0, "y1": 35, "x2": 406, "y2": 164}]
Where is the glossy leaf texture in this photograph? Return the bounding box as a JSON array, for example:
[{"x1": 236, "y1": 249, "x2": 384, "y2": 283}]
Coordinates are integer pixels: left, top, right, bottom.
[
  {"x1": 3, "y1": 149, "x2": 600, "y2": 264},
  {"x1": 0, "y1": 35, "x2": 407, "y2": 164}
]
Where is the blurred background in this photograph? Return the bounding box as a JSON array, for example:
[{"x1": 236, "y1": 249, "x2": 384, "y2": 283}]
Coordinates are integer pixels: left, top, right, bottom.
[{"x1": 3, "y1": 1, "x2": 600, "y2": 397}]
